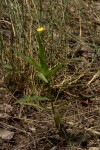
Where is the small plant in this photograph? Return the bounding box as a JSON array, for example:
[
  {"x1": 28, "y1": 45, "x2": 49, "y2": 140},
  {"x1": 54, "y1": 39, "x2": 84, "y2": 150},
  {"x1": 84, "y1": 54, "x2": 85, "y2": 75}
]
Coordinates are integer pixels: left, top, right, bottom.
[{"x1": 16, "y1": 27, "x2": 75, "y2": 141}]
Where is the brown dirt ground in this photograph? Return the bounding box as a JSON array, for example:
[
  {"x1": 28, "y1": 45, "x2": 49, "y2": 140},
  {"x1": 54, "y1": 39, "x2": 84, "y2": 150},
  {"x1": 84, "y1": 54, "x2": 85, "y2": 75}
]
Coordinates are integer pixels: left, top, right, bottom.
[
  {"x1": 0, "y1": 76, "x2": 100, "y2": 150},
  {"x1": 0, "y1": 1, "x2": 100, "y2": 149}
]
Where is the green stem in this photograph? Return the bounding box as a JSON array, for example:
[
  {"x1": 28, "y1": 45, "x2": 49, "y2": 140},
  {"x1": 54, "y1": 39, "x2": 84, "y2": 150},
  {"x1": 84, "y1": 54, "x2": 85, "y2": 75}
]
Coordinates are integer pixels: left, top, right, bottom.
[
  {"x1": 47, "y1": 82, "x2": 55, "y2": 115},
  {"x1": 51, "y1": 101, "x2": 55, "y2": 115}
]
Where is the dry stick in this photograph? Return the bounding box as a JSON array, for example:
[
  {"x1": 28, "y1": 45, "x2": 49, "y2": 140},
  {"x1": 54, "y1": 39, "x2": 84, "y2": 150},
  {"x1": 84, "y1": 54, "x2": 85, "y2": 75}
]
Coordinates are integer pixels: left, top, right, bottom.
[
  {"x1": 54, "y1": 71, "x2": 87, "y2": 88},
  {"x1": 87, "y1": 71, "x2": 100, "y2": 86},
  {"x1": 84, "y1": 127, "x2": 100, "y2": 136},
  {"x1": 66, "y1": 122, "x2": 100, "y2": 137}
]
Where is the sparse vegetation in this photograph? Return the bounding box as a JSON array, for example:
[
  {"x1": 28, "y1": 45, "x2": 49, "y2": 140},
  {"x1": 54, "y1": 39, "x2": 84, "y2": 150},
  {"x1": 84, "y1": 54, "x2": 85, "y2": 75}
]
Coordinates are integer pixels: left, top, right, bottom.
[{"x1": 0, "y1": 0, "x2": 100, "y2": 149}]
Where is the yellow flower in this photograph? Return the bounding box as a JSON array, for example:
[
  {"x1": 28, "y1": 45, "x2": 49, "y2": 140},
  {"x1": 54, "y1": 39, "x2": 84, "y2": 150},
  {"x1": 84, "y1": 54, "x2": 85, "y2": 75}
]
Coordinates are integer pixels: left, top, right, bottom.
[{"x1": 37, "y1": 27, "x2": 45, "y2": 32}]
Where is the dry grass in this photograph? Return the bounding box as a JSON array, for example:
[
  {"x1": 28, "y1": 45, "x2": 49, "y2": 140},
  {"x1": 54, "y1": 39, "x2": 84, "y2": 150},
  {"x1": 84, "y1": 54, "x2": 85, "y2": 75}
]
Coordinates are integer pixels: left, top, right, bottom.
[
  {"x1": 0, "y1": 1, "x2": 99, "y2": 94},
  {"x1": 0, "y1": 1, "x2": 100, "y2": 148}
]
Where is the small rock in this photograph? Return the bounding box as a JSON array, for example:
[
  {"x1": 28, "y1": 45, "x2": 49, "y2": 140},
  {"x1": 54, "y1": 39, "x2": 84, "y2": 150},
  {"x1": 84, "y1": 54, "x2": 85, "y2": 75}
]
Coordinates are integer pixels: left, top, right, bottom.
[
  {"x1": 50, "y1": 145, "x2": 59, "y2": 150},
  {"x1": 0, "y1": 130, "x2": 14, "y2": 140},
  {"x1": 88, "y1": 147, "x2": 99, "y2": 150},
  {"x1": 0, "y1": 104, "x2": 13, "y2": 113},
  {"x1": 4, "y1": 103, "x2": 13, "y2": 113},
  {"x1": 0, "y1": 113, "x2": 9, "y2": 120},
  {"x1": 88, "y1": 118, "x2": 94, "y2": 123},
  {"x1": 29, "y1": 127, "x2": 36, "y2": 133}
]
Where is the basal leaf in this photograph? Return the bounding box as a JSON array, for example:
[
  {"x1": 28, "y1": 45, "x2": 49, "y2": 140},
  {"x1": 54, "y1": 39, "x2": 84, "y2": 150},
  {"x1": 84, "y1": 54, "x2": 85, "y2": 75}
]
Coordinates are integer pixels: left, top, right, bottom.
[
  {"x1": 54, "y1": 113, "x2": 61, "y2": 129},
  {"x1": 18, "y1": 53, "x2": 43, "y2": 73},
  {"x1": 17, "y1": 102, "x2": 44, "y2": 110},
  {"x1": 3, "y1": 64, "x2": 13, "y2": 70},
  {"x1": 38, "y1": 72, "x2": 48, "y2": 83},
  {"x1": 48, "y1": 63, "x2": 63, "y2": 79},
  {"x1": 38, "y1": 56, "x2": 49, "y2": 75},
  {"x1": 30, "y1": 95, "x2": 50, "y2": 101},
  {"x1": 15, "y1": 96, "x2": 50, "y2": 104},
  {"x1": 15, "y1": 96, "x2": 32, "y2": 104}
]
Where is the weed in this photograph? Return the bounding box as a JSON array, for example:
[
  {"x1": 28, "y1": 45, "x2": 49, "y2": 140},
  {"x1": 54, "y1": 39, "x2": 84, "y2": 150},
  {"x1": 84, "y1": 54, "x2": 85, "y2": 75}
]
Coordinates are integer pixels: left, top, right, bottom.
[
  {"x1": 0, "y1": 0, "x2": 99, "y2": 145},
  {"x1": 15, "y1": 27, "x2": 77, "y2": 141}
]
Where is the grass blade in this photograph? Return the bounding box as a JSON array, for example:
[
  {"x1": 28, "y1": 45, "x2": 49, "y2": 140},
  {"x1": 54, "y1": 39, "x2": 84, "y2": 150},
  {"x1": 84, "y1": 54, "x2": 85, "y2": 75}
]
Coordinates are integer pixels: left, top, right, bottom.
[
  {"x1": 37, "y1": 34, "x2": 49, "y2": 73},
  {"x1": 18, "y1": 53, "x2": 43, "y2": 73},
  {"x1": 38, "y1": 72, "x2": 48, "y2": 83},
  {"x1": 48, "y1": 63, "x2": 63, "y2": 79},
  {"x1": 15, "y1": 96, "x2": 50, "y2": 104}
]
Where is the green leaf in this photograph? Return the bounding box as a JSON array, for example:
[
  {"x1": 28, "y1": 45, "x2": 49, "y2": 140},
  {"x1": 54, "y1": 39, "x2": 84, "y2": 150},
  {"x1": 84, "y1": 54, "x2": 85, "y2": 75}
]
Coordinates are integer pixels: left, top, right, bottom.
[
  {"x1": 37, "y1": 34, "x2": 49, "y2": 73},
  {"x1": 54, "y1": 113, "x2": 61, "y2": 129},
  {"x1": 3, "y1": 64, "x2": 13, "y2": 70},
  {"x1": 18, "y1": 53, "x2": 43, "y2": 73},
  {"x1": 15, "y1": 96, "x2": 32, "y2": 104},
  {"x1": 47, "y1": 58, "x2": 81, "y2": 79},
  {"x1": 37, "y1": 34, "x2": 46, "y2": 63},
  {"x1": 17, "y1": 102, "x2": 44, "y2": 110},
  {"x1": 31, "y1": 95, "x2": 50, "y2": 101},
  {"x1": 38, "y1": 72, "x2": 48, "y2": 83},
  {"x1": 48, "y1": 63, "x2": 63, "y2": 79},
  {"x1": 15, "y1": 95, "x2": 51, "y2": 111},
  {"x1": 39, "y1": 56, "x2": 49, "y2": 75},
  {"x1": 15, "y1": 95, "x2": 50, "y2": 104}
]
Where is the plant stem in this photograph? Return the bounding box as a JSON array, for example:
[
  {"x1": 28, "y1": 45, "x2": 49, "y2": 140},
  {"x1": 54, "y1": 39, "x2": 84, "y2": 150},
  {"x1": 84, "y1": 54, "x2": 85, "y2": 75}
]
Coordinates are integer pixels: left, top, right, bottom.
[
  {"x1": 48, "y1": 82, "x2": 55, "y2": 115},
  {"x1": 51, "y1": 101, "x2": 55, "y2": 115}
]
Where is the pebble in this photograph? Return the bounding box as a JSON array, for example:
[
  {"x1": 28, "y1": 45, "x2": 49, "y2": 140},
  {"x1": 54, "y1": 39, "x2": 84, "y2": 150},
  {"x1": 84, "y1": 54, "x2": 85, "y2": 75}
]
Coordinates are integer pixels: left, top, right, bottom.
[{"x1": 88, "y1": 147, "x2": 99, "y2": 150}]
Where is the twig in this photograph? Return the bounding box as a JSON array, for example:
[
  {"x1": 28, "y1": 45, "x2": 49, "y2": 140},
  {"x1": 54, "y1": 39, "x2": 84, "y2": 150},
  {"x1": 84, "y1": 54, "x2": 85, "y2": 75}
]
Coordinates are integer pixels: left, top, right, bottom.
[
  {"x1": 84, "y1": 127, "x2": 100, "y2": 136},
  {"x1": 62, "y1": 120, "x2": 100, "y2": 137},
  {"x1": 87, "y1": 71, "x2": 100, "y2": 86}
]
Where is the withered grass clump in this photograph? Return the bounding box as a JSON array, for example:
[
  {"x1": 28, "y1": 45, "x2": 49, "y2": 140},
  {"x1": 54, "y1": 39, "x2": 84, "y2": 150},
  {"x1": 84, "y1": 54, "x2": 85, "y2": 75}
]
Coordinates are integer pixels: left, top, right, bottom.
[
  {"x1": 0, "y1": 0, "x2": 100, "y2": 144},
  {"x1": 0, "y1": 1, "x2": 99, "y2": 103}
]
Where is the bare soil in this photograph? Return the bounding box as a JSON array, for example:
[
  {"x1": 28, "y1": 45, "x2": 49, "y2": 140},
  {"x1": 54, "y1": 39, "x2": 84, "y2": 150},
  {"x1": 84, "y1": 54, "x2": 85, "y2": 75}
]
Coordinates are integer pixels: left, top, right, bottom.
[
  {"x1": 0, "y1": 1, "x2": 100, "y2": 150},
  {"x1": 0, "y1": 77, "x2": 100, "y2": 150}
]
